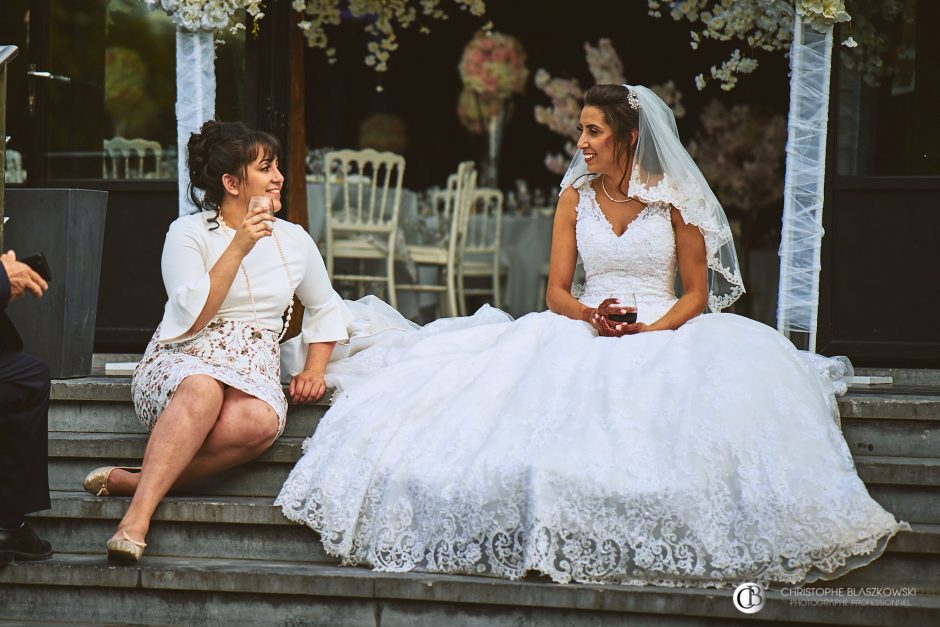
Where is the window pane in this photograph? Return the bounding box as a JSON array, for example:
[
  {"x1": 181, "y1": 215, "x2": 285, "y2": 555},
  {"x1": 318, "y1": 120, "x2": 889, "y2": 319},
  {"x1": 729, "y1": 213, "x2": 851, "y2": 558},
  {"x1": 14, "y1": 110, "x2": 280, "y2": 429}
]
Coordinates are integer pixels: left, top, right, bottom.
[
  {"x1": 38, "y1": 0, "x2": 246, "y2": 180},
  {"x1": 836, "y1": 0, "x2": 939, "y2": 176}
]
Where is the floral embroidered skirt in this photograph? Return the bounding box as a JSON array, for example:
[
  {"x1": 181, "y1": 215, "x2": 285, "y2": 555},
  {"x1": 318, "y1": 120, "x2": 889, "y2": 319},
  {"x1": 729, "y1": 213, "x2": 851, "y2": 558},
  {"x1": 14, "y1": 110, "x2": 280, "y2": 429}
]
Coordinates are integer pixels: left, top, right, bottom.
[{"x1": 132, "y1": 318, "x2": 288, "y2": 436}]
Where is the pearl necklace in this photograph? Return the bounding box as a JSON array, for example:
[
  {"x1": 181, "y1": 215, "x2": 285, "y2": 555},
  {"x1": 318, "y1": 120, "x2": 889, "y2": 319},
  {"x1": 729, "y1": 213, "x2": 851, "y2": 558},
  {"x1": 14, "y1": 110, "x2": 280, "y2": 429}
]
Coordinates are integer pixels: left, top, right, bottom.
[
  {"x1": 601, "y1": 176, "x2": 631, "y2": 203},
  {"x1": 221, "y1": 221, "x2": 295, "y2": 342}
]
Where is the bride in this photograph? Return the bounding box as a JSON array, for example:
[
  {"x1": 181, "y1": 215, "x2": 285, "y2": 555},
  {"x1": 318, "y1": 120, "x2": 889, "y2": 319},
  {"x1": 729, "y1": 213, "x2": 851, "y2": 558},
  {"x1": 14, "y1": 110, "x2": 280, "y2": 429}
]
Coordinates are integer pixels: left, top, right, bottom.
[{"x1": 276, "y1": 84, "x2": 906, "y2": 588}]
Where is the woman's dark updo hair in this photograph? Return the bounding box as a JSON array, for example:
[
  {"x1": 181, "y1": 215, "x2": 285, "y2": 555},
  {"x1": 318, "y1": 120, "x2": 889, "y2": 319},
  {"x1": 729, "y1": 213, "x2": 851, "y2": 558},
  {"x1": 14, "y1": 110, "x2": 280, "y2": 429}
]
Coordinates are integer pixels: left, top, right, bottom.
[
  {"x1": 187, "y1": 120, "x2": 281, "y2": 229},
  {"x1": 583, "y1": 84, "x2": 640, "y2": 193}
]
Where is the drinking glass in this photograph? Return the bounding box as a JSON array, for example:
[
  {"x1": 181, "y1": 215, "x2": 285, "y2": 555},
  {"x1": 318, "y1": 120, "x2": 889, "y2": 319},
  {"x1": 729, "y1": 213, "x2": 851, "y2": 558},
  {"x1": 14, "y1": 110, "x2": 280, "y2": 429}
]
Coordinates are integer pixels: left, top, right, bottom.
[
  {"x1": 608, "y1": 293, "x2": 638, "y2": 323},
  {"x1": 248, "y1": 195, "x2": 274, "y2": 216}
]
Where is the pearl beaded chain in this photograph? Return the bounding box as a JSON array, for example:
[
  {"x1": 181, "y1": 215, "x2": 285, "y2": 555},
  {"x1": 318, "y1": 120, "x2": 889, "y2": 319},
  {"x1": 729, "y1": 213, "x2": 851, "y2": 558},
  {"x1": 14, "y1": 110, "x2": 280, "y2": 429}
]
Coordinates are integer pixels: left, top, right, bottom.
[{"x1": 222, "y1": 221, "x2": 295, "y2": 342}]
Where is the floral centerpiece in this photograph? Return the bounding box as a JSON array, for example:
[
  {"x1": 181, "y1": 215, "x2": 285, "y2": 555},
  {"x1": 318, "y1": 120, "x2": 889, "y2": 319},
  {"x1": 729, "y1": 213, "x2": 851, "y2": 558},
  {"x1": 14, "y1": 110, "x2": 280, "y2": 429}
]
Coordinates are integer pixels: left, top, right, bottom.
[
  {"x1": 458, "y1": 30, "x2": 529, "y2": 101},
  {"x1": 457, "y1": 30, "x2": 528, "y2": 186}
]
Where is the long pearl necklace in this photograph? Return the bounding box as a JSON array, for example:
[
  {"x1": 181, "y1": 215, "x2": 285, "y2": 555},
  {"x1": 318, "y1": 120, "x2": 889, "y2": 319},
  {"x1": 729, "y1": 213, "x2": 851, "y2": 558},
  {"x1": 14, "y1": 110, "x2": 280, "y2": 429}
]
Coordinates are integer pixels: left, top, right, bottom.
[
  {"x1": 221, "y1": 220, "x2": 295, "y2": 342},
  {"x1": 601, "y1": 176, "x2": 631, "y2": 203}
]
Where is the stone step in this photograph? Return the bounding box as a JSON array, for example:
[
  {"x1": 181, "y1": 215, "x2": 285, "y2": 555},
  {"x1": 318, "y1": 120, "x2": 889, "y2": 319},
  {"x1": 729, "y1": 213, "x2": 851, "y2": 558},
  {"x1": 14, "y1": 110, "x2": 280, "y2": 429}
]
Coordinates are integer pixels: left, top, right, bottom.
[
  {"x1": 866, "y1": 484, "x2": 940, "y2": 525},
  {"x1": 30, "y1": 491, "x2": 335, "y2": 563},
  {"x1": 842, "y1": 418, "x2": 940, "y2": 458},
  {"x1": 2, "y1": 553, "x2": 938, "y2": 626},
  {"x1": 30, "y1": 489, "x2": 940, "y2": 580},
  {"x1": 49, "y1": 379, "x2": 325, "y2": 439},
  {"x1": 839, "y1": 392, "x2": 940, "y2": 421},
  {"x1": 47, "y1": 430, "x2": 940, "y2": 502},
  {"x1": 50, "y1": 457, "x2": 290, "y2": 498},
  {"x1": 854, "y1": 455, "x2": 940, "y2": 485},
  {"x1": 855, "y1": 368, "x2": 940, "y2": 387}
]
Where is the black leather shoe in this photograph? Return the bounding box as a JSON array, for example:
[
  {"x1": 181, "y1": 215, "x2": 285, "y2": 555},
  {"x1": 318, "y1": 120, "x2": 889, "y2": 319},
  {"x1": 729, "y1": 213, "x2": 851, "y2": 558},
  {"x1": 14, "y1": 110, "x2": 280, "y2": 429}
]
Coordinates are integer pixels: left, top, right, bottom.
[{"x1": 0, "y1": 522, "x2": 54, "y2": 565}]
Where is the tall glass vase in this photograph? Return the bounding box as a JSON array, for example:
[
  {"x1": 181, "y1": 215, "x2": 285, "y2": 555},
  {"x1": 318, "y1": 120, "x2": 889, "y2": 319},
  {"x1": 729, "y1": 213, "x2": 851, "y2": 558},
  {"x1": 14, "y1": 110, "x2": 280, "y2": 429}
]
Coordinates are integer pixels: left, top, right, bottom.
[{"x1": 482, "y1": 104, "x2": 506, "y2": 188}]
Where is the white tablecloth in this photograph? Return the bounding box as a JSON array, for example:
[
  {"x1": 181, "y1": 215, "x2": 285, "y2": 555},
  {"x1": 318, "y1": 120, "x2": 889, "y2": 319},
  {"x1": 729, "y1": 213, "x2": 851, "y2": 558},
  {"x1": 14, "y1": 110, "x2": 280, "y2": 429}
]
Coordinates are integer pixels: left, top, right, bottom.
[{"x1": 498, "y1": 213, "x2": 555, "y2": 317}]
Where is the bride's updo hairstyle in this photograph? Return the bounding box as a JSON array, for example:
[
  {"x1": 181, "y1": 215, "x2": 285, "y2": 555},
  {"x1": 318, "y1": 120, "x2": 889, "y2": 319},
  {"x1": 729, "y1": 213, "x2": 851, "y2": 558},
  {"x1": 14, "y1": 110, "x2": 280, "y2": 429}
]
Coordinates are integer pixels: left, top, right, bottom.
[
  {"x1": 187, "y1": 120, "x2": 281, "y2": 229},
  {"x1": 583, "y1": 84, "x2": 642, "y2": 192}
]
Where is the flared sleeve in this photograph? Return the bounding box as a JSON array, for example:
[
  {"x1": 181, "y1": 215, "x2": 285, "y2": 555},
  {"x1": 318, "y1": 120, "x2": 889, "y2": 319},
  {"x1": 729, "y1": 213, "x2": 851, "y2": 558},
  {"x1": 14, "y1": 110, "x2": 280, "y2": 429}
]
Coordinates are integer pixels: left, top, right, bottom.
[
  {"x1": 157, "y1": 218, "x2": 212, "y2": 343},
  {"x1": 296, "y1": 230, "x2": 354, "y2": 344}
]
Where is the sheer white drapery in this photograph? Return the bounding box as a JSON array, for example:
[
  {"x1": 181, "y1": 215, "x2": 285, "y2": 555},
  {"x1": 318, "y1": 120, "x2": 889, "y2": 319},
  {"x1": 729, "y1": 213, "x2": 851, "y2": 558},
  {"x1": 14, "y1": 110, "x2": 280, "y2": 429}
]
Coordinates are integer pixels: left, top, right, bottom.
[
  {"x1": 777, "y1": 11, "x2": 833, "y2": 349},
  {"x1": 176, "y1": 30, "x2": 216, "y2": 217}
]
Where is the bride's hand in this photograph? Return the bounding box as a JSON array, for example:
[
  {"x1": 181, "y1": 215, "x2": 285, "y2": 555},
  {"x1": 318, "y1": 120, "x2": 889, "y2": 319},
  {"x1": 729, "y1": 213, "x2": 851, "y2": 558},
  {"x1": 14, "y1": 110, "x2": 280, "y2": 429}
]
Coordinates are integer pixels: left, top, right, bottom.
[
  {"x1": 619, "y1": 322, "x2": 649, "y2": 335},
  {"x1": 586, "y1": 298, "x2": 634, "y2": 337}
]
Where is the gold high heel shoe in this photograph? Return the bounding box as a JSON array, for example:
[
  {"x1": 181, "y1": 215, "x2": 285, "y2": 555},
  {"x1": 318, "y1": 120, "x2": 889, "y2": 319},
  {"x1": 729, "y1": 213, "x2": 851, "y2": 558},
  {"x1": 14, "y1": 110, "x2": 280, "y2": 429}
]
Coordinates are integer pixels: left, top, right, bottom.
[
  {"x1": 106, "y1": 531, "x2": 147, "y2": 563},
  {"x1": 82, "y1": 466, "x2": 142, "y2": 496}
]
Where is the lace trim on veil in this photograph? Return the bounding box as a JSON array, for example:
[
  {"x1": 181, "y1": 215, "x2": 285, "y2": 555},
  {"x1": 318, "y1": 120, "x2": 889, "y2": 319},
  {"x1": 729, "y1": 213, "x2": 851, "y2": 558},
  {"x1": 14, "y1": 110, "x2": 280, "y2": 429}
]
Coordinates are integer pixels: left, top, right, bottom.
[{"x1": 628, "y1": 172, "x2": 744, "y2": 312}]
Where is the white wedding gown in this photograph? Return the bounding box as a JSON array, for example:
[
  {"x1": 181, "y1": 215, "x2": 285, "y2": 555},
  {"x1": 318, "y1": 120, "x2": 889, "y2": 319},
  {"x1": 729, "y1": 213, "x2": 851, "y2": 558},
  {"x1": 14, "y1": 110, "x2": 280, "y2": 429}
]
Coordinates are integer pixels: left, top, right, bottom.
[{"x1": 276, "y1": 185, "x2": 906, "y2": 588}]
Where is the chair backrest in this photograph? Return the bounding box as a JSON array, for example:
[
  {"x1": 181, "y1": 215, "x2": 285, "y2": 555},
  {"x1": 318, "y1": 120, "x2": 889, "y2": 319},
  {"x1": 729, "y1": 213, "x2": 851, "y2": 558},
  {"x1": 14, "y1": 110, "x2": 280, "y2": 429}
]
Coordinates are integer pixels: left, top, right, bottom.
[
  {"x1": 428, "y1": 173, "x2": 459, "y2": 222},
  {"x1": 446, "y1": 161, "x2": 477, "y2": 260},
  {"x1": 4, "y1": 148, "x2": 24, "y2": 183},
  {"x1": 103, "y1": 137, "x2": 163, "y2": 179},
  {"x1": 463, "y1": 187, "x2": 503, "y2": 255},
  {"x1": 324, "y1": 148, "x2": 406, "y2": 234}
]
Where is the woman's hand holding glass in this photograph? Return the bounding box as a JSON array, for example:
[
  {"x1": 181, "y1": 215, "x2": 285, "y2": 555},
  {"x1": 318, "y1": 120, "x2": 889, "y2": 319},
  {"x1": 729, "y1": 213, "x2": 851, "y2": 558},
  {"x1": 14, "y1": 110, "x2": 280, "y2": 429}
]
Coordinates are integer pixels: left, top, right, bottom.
[
  {"x1": 585, "y1": 297, "x2": 644, "y2": 337},
  {"x1": 231, "y1": 197, "x2": 275, "y2": 255},
  {"x1": 289, "y1": 369, "x2": 327, "y2": 404}
]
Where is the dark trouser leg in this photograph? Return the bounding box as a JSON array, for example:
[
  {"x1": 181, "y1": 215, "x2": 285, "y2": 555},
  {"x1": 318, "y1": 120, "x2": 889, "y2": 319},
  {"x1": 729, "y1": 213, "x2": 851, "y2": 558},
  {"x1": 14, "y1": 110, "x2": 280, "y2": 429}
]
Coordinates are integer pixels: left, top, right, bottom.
[{"x1": 0, "y1": 351, "x2": 51, "y2": 524}]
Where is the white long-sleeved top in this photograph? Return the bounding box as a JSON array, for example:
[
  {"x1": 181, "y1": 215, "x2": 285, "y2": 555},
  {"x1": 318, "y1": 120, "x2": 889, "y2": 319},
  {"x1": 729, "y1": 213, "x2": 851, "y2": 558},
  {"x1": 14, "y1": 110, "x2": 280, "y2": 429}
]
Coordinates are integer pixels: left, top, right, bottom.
[{"x1": 158, "y1": 212, "x2": 353, "y2": 345}]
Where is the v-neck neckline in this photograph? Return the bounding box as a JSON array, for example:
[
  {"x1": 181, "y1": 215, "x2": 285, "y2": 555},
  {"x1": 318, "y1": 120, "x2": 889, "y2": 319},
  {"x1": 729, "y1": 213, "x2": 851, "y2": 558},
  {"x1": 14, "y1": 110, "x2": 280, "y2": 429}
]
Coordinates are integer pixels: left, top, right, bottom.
[{"x1": 586, "y1": 184, "x2": 648, "y2": 238}]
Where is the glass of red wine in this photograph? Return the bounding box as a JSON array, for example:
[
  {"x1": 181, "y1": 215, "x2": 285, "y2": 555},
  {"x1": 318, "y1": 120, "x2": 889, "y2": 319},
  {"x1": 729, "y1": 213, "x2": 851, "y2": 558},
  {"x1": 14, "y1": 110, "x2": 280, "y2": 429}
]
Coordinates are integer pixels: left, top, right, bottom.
[{"x1": 608, "y1": 293, "x2": 638, "y2": 323}]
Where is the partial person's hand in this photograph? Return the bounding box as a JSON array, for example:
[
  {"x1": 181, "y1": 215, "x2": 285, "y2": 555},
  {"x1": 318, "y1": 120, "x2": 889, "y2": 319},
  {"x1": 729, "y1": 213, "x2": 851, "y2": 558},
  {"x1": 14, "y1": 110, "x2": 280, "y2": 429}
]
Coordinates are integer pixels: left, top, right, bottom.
[
  {"x1": 231, "y1": 206, "x2": 275, "y2": 255},
  {"x1": 1, "y1": 251, "x2": 48, "y2": 301},
  {"x1": 585, "y1": 298, "x2": 635, "y2": 337},
  {"x1": 289, "y1": 369, "x2": 327, "y2": 404},
  {"x1": 619, "y1": 321, "x2": 650, "y2": 335}
]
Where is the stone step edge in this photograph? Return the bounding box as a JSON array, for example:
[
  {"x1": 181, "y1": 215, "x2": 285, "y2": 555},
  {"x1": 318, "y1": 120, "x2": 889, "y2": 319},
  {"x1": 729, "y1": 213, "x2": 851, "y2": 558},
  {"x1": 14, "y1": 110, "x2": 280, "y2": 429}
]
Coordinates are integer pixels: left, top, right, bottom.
[
  {"x1": 2, "y1": 553, "x2": 938, "y2": 625},
  {"x1": 32, "y1": 491, "x2": 940, "y2": 557},
  {"x1": 840, "y1": 396, "x2": 940, "y2": 420},
  {"x1": 856, "y1": 455, "x2": 940, "y2": 486},
  {"x1": 37, "y1": 491, "x2": 292, "y2": 527},
  {"x1": 47, "y1": 432, "x2": 304, "y2": 464},
  {"x1": 50, "y1": 378, "x2": 940, "y2": 418},
  {"x1": 50, "y1": 377, "x2": 331, "y2": 407},
  {"x1": 45, "y1": 433, "x2": 940, "y2": 486}
]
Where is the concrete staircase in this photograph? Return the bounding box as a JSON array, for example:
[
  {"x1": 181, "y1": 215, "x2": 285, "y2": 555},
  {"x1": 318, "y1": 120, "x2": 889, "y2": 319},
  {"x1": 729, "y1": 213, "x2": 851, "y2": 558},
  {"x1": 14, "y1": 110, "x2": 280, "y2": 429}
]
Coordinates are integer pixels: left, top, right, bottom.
[{"x1": 1, "y1": 372, "x2": 939, "y2": 625}]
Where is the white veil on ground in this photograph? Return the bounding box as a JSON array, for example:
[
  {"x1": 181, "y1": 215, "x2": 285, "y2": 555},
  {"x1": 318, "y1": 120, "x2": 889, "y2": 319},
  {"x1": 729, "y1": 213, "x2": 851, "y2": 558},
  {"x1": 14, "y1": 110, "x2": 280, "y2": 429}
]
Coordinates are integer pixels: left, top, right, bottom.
[{"x1": 561, "y1": 84, "x2": 745, "y2": 312}]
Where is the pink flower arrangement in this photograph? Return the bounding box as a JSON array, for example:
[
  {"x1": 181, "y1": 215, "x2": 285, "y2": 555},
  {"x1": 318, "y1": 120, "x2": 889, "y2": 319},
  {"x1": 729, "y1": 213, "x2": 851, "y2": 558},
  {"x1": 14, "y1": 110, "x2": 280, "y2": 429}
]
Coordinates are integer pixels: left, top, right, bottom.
[{"x1": 458, "y1": 30, "x2": 529, "y2": 101}]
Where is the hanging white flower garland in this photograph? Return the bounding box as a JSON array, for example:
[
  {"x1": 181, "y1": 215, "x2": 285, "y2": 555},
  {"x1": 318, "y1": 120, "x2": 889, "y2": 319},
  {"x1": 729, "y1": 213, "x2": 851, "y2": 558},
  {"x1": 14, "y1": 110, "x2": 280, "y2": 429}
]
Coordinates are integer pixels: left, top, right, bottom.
[{"x1": 146, "y1": 1, "x2": 265, "y2": 216}]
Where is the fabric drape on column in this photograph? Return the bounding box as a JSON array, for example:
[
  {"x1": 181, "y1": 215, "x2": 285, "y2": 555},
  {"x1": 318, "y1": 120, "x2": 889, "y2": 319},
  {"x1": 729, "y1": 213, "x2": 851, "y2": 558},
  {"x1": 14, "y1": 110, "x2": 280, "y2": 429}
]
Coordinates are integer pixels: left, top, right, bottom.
[
  {"x1": 176, "y1": 30, "x2": 216, "y2": 216},
  {"x1": 776, "y1": 12, "x2": 834, "y2": 350}
]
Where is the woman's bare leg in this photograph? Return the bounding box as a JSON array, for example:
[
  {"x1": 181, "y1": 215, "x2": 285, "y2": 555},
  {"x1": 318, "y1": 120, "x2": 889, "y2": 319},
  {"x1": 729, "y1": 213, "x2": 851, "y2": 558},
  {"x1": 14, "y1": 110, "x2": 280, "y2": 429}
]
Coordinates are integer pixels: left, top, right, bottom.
[
  {"x1": 107, "y1": 388, "x2": 279, "y2": 497},
  {"x1": 110, "y1": 375, "x2": 224, "y2": 543}
]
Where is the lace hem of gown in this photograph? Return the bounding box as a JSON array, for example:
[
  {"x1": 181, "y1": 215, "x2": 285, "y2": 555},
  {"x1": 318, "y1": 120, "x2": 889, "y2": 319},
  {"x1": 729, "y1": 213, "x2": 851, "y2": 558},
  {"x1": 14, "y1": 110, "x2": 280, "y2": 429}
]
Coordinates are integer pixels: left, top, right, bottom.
[{"x1": 277, "y1": 468, "x2": 907, "y2": 589}]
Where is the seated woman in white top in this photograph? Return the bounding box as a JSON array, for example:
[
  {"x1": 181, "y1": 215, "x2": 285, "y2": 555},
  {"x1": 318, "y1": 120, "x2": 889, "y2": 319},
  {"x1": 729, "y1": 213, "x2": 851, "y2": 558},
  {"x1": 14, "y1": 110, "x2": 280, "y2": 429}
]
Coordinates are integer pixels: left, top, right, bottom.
[{"x1": 83, "y1": 120, "x2": 353, "y2": 563}]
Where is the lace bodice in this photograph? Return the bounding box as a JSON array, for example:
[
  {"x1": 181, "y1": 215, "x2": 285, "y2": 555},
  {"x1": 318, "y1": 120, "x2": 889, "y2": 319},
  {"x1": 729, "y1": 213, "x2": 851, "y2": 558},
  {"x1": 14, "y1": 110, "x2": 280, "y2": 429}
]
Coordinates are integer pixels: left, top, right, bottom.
[{"x1": 575, "y1": 184, "x2": 677, "y2": 321}]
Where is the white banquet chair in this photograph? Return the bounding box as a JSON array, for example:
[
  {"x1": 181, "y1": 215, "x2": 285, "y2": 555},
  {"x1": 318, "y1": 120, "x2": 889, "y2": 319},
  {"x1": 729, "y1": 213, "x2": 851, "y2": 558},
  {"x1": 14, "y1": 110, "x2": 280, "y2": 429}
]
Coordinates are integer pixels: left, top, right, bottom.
[
  {"x1": 103, "y1": 137, "x2": 163, "y2": 179},
  {"x1": 457, "y1": 188, "x2": 505, "y2": 315},
  {"x1": 398, "y1": 161, "x2": 476, "y2": 318},
  {"x1": 324, "y1": 148, "x2": 406, "y2": 309},
  {"x1": 4, "y1": 148, "x2": 25, "y2": 183}
]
